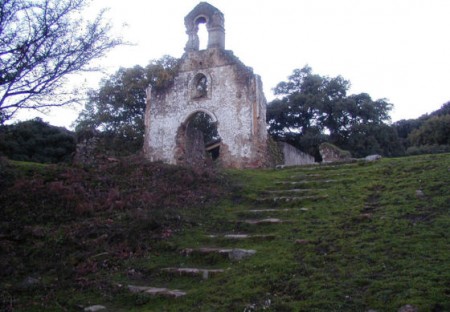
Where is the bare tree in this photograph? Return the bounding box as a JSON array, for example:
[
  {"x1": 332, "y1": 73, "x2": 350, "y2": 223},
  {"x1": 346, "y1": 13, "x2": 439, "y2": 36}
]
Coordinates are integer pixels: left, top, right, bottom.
[{"x1": 0, "y1": 0, "x2": 123, "y2": 123}]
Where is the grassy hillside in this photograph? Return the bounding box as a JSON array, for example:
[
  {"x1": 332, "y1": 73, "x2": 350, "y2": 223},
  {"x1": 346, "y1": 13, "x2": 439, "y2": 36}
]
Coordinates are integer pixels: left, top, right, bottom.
[{"x1": 0, "y1": 154, "x2": 449, "y2": 311}]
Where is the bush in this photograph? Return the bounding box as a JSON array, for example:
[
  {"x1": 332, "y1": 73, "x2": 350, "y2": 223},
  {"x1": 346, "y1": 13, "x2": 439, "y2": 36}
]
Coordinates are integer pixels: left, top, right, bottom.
[
  {"x1": 0, "y1": 118, "x2": 75, "y2": 163},
  {"x1": 408, "y1": 115, "x2": 450, "y2": 147}
]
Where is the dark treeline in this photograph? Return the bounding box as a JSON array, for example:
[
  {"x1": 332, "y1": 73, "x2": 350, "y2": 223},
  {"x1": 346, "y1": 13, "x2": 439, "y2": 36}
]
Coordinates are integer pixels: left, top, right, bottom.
[
  {"x1": 1, "y1": 60, "x2": 449, "y2": 163},
  {"x1": 267, "y1": 66, "x2": 450, "y2": 160}
]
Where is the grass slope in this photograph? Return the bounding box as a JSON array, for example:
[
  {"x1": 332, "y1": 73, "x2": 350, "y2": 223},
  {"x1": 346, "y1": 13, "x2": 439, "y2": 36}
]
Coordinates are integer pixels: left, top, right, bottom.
[{"x1": 0, "y1": 154, "x2": 449, "y2": 311}]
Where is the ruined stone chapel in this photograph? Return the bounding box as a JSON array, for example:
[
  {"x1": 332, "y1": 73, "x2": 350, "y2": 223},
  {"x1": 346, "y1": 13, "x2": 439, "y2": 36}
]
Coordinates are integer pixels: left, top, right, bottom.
[{"x1": 143, "y1": 2, "x2": 269, "y2": 168}]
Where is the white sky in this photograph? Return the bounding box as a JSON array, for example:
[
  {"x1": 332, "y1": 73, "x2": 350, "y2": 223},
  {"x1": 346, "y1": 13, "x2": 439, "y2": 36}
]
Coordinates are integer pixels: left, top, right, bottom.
[{"x1": 19, "y1": 0, "x2": 450, "y2": 128}]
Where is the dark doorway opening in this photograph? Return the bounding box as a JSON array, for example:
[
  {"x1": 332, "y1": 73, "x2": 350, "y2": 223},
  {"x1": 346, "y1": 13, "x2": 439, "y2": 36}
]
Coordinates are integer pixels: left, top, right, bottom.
[{"x1": 185, "y1": 111, "x2": 221, "y2": 162}]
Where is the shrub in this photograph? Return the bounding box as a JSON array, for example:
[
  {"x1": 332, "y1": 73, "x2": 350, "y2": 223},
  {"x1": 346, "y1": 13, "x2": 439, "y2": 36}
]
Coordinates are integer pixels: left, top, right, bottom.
[
  {"x1": 408, "y1": 115, "x2": 450, "y2": 147},
  {"x1": 0, "y1": 118, "x2": 75, "y2": 163}
]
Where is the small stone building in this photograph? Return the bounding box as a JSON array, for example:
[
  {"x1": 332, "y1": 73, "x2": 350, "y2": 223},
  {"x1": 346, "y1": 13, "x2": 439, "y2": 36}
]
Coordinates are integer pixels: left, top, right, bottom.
[{"x1": 143, "y1": 2, "x2": 268, "y2": 168}]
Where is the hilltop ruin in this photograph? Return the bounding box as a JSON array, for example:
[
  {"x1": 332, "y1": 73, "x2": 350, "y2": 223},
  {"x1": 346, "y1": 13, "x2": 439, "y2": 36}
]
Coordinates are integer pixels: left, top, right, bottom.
[{"x1": 143, "y1": 2, "x2": 268, "y2": 168}]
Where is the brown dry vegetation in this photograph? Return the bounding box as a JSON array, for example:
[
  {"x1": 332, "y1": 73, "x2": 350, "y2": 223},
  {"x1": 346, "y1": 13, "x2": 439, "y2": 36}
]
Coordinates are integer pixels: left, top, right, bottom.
[{"x1": 0, "y1": 156, "x2": 225, "y2": 310}]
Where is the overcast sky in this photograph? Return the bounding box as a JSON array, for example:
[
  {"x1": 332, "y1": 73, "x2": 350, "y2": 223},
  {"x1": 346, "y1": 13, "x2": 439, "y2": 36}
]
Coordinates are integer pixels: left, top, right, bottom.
[{"x1": 19, "y1": 0, "x2": 450, "y2": 128}]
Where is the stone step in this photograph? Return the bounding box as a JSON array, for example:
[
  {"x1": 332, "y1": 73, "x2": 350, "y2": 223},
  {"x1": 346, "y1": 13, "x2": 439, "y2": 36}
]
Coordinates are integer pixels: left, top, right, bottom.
[
  {"x1": 181, "y1": 247, "x2": 256, "y2": 261},
  {"x1": 266, "y1": 188, "x2": 324, "y2": 194},
  {"x1": 256, "y1": 195, "x2": 328, "y2": 202},
  {"x1": 84, "y1": 305, "x2": 107, "y2": 312},
  {"x1": 247, "y1": 208, "x2": 309, "y2": 213},
  {"x1": 161, "y1": 267, "x2": 224, "y2": 279},
  {"x1": 289, "y1": 173, "x2": 345, "y2": 179},
  {"x1": 207, "y1": 233, "x2": 276, "y2": 240},
  {"x1": 289, "y1": 173, "x2": 322, "y2": 178},
  {"x1": 302, "y1": 162, "x2": 357, "y2": 170},
  {"x1": 238, "y1": 218, "x2": 289, "y2": 225},
  {"x1": 128, "y1": 285, "x2": 186, "y2": 298},
  {"x1": 275, "y1": 179, "x2": 340, "y2": 185}
]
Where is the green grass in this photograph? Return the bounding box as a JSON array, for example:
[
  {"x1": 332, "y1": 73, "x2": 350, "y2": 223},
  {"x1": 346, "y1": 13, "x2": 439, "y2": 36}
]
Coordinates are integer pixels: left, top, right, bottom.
[{"x1": 1, "y1": 154, "x2": 449, "y2": 311}]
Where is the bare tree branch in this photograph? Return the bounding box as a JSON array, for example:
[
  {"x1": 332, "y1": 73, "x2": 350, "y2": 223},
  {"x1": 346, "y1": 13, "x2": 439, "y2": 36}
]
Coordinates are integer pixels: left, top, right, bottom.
[{"x1": 0, "y1": 0, "x2": 124, "y2": 123}]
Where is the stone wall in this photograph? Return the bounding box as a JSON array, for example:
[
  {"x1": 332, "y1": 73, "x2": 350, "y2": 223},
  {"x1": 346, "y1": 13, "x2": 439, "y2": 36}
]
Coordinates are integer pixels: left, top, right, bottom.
[
  {"x1": 319, "y1": 142, "x2": 352, "y2": 163},
  {"x1": 73, "y1": 131, "x2": 99, "y2": 164},
  {"x1": 279, "y1": 142, "x2": 316, "y2": 166},
  {"x1": 143, "y1": 3, "x2": 268, "y2": 169}
]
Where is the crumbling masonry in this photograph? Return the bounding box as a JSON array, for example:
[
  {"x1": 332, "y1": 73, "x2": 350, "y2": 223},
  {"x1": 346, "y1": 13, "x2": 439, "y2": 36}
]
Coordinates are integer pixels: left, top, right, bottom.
[{"x1": 143, "y1": 2, "x2": 268, "y2": 168}]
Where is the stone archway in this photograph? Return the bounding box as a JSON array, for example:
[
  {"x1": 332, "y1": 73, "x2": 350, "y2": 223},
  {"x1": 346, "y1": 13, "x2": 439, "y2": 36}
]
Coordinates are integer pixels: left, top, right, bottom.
[
  {"x1": 175, "y1": 110, "x2": 221, "y2": 166},
  {"x1": 144, "y1": 2, "x2": 269, "y2": 168}
]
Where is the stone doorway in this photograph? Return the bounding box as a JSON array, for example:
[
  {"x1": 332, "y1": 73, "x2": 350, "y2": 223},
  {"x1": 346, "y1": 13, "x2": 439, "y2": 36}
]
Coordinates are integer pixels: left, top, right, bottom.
[{"x1": 177, "y1": 111, "x2": 221, "y2": 166}]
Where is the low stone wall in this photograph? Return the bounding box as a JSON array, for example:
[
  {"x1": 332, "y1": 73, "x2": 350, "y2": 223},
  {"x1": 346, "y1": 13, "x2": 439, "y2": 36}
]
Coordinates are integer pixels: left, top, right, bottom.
[
  {"x1": 319, "y1": 142, "x2": 352, "y2": 163},
  {"x1": 279, "y1": 142, "x2": 316, "y2": 166}
]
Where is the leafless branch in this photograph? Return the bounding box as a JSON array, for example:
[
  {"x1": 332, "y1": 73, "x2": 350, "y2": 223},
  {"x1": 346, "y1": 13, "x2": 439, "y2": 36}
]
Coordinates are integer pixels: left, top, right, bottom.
[{"x1": 0, "y1": 0, "x2": 124, "y2": 123}]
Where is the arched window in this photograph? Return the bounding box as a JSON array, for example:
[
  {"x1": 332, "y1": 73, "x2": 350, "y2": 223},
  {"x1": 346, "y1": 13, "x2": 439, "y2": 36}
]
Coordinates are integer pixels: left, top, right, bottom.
[{"x1": 192, "y1": 73, "x2": 208, "y2": 99}]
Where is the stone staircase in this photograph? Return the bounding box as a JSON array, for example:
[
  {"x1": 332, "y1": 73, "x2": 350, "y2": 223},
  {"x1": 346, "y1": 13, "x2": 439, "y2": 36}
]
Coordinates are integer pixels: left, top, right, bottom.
[{"x1": 116, "y1": 163, "x2": 352, "y2": 303}]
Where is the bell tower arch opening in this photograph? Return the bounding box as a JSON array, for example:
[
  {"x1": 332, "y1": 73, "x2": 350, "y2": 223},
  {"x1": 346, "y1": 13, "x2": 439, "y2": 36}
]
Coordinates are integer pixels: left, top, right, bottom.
[
  {"x1": 184, "y1": 2, "x2": 225, "y2": 52},
  {"x1": 195, "y1": 16, "x2": 208, "y2": 50}
]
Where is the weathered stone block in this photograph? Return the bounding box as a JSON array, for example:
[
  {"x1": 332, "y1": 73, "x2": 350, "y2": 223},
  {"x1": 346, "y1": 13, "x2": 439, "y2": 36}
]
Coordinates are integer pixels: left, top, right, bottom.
[{"x1": 319, "y1": 142, "x2": 352, "y2": 163}]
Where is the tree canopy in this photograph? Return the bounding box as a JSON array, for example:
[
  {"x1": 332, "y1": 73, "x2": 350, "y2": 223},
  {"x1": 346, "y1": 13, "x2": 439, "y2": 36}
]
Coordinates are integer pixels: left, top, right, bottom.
[
  {"x1": 0, "y1": 0, "x2": 123, "y2": 123},
  {"x1": 74, "y1": 55, "x2": 180, "y2": 156},
  {"x1": 267, "y1": 66, "x2": 399, "y2": 158}
]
